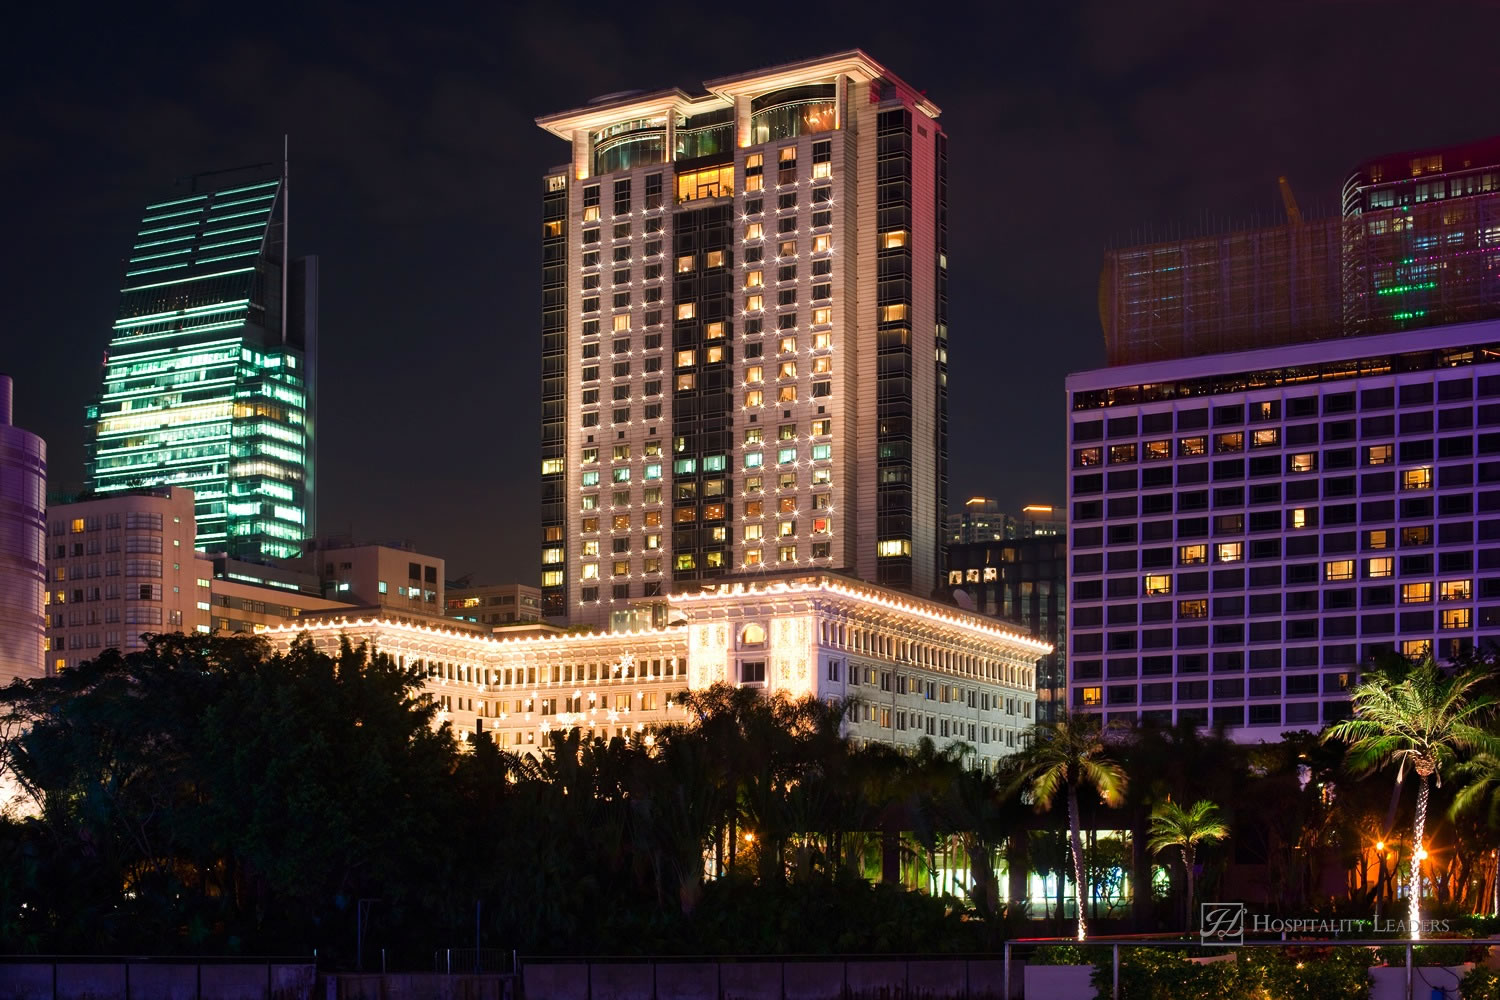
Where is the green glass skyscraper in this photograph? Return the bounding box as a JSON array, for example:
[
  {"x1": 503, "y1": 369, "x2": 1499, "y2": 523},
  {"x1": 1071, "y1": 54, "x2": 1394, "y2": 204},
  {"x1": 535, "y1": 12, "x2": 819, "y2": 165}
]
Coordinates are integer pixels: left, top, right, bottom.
[{"x1": 87, "y1": 163, "x2": 317, "y2": 559}]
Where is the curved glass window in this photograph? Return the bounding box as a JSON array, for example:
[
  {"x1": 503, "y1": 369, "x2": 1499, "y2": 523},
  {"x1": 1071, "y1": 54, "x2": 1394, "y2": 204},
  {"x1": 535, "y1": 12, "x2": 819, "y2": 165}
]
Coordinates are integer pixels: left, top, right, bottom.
[
  {"x1": 749, "y1": 84, "x2": 836, "y2": 144},
  {"x1": 592, "y1": 118, "x2": 666, "y2": 176},
  {"x1": 675, "y1": 108, "x2": 733, "y2": 161}
]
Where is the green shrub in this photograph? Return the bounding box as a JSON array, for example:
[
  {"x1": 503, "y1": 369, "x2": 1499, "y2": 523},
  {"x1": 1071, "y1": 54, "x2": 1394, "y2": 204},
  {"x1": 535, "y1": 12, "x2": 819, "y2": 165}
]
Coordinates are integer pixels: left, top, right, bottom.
[
  {"x1": 1374, "y1": 942, "x2": 1485, "y2": 967},
  {"x1": 1462, "y1": 966, "x2": 1500, "y2": 1000},
  {"x1": 1081, "y1": 946, "x2": 1370, "y2": 999}
]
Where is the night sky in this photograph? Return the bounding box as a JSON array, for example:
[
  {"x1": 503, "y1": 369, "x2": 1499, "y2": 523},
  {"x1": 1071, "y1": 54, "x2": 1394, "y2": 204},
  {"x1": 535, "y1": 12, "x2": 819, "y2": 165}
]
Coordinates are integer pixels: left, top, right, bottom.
[{"x1": 6, "y1": 2, "x2": 1499, "y2": 584}]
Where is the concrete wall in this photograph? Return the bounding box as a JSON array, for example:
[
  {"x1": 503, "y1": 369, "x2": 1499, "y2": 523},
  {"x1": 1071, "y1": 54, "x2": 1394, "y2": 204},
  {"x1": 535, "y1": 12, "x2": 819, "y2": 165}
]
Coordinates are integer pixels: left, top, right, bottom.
[
  {"x1": 0, "y1": 962, "x2": 314, "y2": 1000},
  {"x1": 521, "y1": 960, "x2": 1018, "y2": 1000}
]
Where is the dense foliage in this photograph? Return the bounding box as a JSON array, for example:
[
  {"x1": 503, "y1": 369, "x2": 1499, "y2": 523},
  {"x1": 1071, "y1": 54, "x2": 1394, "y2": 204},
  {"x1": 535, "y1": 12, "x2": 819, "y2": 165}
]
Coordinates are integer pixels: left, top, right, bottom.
[
  {"x1": 10, "y1": 638, "x2": 1500, "y2": 966},
  {"x1": 0, "y1": 635, "x2": 1006, "y2": 963}
]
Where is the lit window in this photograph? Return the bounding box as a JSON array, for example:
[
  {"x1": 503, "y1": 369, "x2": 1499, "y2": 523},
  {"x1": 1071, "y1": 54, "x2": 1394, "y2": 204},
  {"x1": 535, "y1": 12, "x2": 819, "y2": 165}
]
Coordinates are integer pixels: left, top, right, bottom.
[
  {"x1": 675, "y1": 553, "x2": 697, "y2": 571},
  {"x1": 1178, "y1": 599, "x2": 1207, "y2": 619},
  {"x1": 1289, "y1": 453, "x2": 1316, "y2": 473},
  {"x1": 745, "y1": 451, "x2": 763, "y2": 467},
  {"x1": 612, "y1": 314, "x2": 630, "y2": 331},
  {"x1": 811, "y1": 419, "x2": 831, "y2": 436},
  {"x1": 1442, "y1": 608, "x2": 1472, "y2": 630},
  {"x1": 675, "y1": 349, "x2": 695, "y2": 368},
  {"x1": 746, "y1": 294, "x2": 764, "y2": 312},
  {"x1": 676, "y1": 164, "x2": 734, "y2": 203},
  {"x1": 778, "y1": 447, "x2": 797, "y2": 465},
  {"x1": 777, "y1": 386, "x2": 796, "y2": 403},
  {"x1": 1400, "y1": 639, "x2": 1430, "y2": 659},
  {"x1": 1144, "y1": 574, "x2": 1171, "y2": 595},
  {"x1": 1108, "y1": 443, "x2": 1136, "y2": 464},
  {"x1": 706, "y1": 250, "x2": 725, "y2": 267},
  {"x1": 778, "y1": 521, "x2": 795, "y2": 537},
  {"x1": 744, "y1": 548, "x2": 763, "y2": 566},
  {"x1": 812, "y1": 161, "x2": 831, "y2": 179},
  {"x1": 779, "y1": 336, "x2": 797, "y2": 354},
  {"x1": 541, "y1": 458, "x2": 564, "y2": 475},
  {"x1": 1081, "y1": 687, "x2": 1103, "y2": 707},
  {"x1": 745, "y1": 365, "x2": 764, "y2": 384},
  {"x1": 1440, "y1": 579, "x2": 1472, "y2": 602},
  {"x1": 744, "y1": 391, "x2": 763, "y2": 408},
  {"x1": 676, "y1": 374, "x2": 695, "y2": 391},
  {"x1": 542, "y1": 570, "x2": 563, "y2": 587},
  {"x1": 812, "y1": 356, "x2": 831, "y2": 374},
  {"x1": 1366, "y1": 529, "x2": 1392, "y2": 549},
  {"x1": 813, "y1": 307, "x2": 832, "y2": 325},
  {"x1": 1251, "y1": 428, "x2": 1279, "y2": 448},
  {"x1": 813, "y1": 234, "x2": 831, "y2": 253},
  {"x1": 1402, "y1": 467, "x2": 1432, "y2": 490},
  {"x1": 583, "y1": 205, "x2": 600, "y2": 222},
  {"x1": 1143, "y1": 440, "x2": 1170, "y2": 461},
  {"x1": 1075, "y1": 447, "x2": 1102, "y2": 467},
  {"x1": 1178, "y1": 437, "x2": 1206, "y2": 457},
  {"x1": 778, "y1": 545, "x2": 797, "y2": 562},
  {"x1": 1215, "y1": 542, "x2": 1242, "y2": 563},
  {"x1": 877, "y1": 539, "x2": 911, "y2": 557},
  {"x1": 743, "y1": 524, "x2": 764, "y2": 541},
  {"x1": 581, "y1": 563, "x2": 600, "y2": 580},
  {"x1": 778, "y1": 361, "x2": 797, "y2": 379},
  {"x1": 676, "y1": 302, "x2": 695, "y2": 320},
  {"x1": 745, "y1": 223, "x2": 764, "y2": 241},
  {"x1": 705, "y1": 321, "x2": 725, "y2": 339},
  {"x1": 1179, "y1": 544, "x2": 1207, "y2": 565},
  {"x1": 813, "y1": 331, "x2": 832, "y2": 349},
  {"x1": 1367, "y1": 444, "x2": 1393, "y2": 466},
  {"x1": 70, "y1": 519, "x2": 84, "y2": 533},
  {"x1": 1325, "y1": 560, "x2": 1354, "y2": 581},
  {"x1": 1367, "y1": 556, "x2": 1394, "y2": 579},
  {"x1": 644, "y1": 463, "x2": 662, "y2": 480},
  {"x1": 881, "y1": 230, "x2": 907, "y2": 249},
  {"x1": 746, "y1": 269, "x2": 764, "y2": 288},
  {"x1": 879, "y1": 303, "x2": 907, "y2": 322},
  {"x1": 1290, "y1": 508, "x2": 1309, "y2": 529},
  {"x1": 1401, "y1": 582, "x2": 1433, "y2": 604},
  {"x1": 676, "y1": 255, "x2": 695, "y2": 273}
]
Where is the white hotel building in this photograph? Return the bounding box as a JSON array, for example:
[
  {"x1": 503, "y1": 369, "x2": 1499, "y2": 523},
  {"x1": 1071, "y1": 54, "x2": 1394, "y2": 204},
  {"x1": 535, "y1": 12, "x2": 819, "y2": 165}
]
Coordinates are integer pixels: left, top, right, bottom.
[
  {"x1": 261, "y1": 573, "x2": 1049, "y2": 767},
  {"x1": 537, "y1": 52, "x2": 949, "y2": 625}
]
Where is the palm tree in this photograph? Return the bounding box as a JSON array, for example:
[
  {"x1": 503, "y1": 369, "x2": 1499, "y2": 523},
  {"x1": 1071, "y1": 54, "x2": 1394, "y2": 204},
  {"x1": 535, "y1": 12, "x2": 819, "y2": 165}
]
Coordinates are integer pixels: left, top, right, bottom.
[
  {"x1": 1147, "y1": 799, "x2": 1229, "y2": 931},
  {"x1": 1324, "y1": 658, "x2": 1498, "y2": 939},
  {"x1": 1013, "y1": 713, "x2": 1127, "y2": 941},
  {"x1": 1449, "y1": 752, "x2": 1500, "y2": 916}
]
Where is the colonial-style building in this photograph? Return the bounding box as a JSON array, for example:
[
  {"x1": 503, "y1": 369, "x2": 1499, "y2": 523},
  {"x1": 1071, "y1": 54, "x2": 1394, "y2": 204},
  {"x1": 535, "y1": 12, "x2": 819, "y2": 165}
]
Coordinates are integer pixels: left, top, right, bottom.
[{"x1": 260, "y1": 572, "x2": 1050, "y2": 768}]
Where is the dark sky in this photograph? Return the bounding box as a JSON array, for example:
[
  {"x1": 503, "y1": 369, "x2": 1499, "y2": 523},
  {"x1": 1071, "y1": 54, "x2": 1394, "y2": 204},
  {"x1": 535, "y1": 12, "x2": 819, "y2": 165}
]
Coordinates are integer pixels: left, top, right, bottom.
[{"x1": 6, "y1": 1, "x2": 1500, "y2": 583}]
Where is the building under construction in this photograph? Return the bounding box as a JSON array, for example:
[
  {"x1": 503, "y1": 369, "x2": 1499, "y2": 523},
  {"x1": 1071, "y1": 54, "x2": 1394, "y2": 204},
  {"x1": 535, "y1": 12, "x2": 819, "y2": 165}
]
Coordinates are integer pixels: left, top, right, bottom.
[{"x1": 1101, "y1": 138, "x2": 1500, "y2": 366}]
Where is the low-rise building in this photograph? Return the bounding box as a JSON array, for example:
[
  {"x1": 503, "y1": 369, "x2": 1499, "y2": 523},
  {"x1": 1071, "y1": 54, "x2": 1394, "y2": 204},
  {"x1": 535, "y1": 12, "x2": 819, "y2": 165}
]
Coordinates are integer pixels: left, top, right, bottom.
[
  {"x1": 44, "y1": 487, "x2": 213, "y2": 670},
  {"x1": 446, "y1": 582, "x2": 543, "y2": 627},
  {"x1": 311, "y1": 540, "x2": 446, "y2": 621},
  {"x1": 262, "y1": 572, "x2": 1051, "y2": 768}
]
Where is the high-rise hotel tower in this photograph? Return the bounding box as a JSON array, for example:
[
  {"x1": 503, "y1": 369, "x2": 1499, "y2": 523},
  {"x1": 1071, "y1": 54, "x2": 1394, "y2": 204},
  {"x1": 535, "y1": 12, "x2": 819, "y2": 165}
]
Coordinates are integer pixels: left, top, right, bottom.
[
  {"x1": 87, "y1": 163, "x2": 317, "y2": 560},
  {"x1": 537, "y1": 52, "x2": 948, "y2": 623}
]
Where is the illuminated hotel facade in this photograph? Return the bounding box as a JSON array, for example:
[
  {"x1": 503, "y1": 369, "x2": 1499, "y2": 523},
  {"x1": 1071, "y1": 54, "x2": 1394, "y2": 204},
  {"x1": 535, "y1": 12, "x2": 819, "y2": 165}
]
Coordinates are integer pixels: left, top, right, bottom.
[
  {"x1": 262, "y1": 573, "x2": 1047, "y2": 768},
  {"x1": 536, "y1": 52, "x2": 948, "y2": 624},
  {"x1": 87, "y1": 164, "x2": 317, "y2": 561},
  {"x1": 1067, "y1": 321, "x2": 1500, "y2": 741}
]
